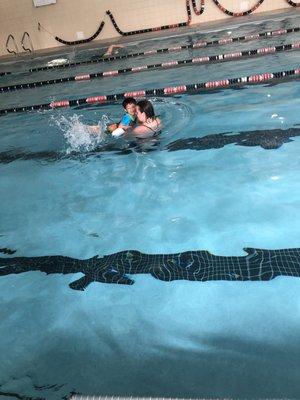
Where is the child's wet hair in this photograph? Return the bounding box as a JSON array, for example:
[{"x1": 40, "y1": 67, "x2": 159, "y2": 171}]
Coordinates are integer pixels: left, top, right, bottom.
[{"x1": 122, "y1": 97, "x2": 137, "y2": 109}]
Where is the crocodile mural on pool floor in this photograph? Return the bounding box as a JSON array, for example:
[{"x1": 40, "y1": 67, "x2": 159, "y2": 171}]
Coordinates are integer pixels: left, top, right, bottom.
[
  {"x1": 0, "y1": 127, "x2": 299, "y2": 164},
  {"x1": 0, "y1": 247, "x2": 299, "y2": 290}
]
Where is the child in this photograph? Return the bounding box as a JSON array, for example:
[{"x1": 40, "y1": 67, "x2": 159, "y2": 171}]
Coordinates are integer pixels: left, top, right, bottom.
[
  {"x1": 108, "y1": 97, "x2": 137, "y2": 137},
  {"x1": 89, "y1": 97, "x2": 137, "y2": 137}
]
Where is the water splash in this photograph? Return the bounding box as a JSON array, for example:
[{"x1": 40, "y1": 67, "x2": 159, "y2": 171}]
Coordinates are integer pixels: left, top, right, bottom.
[
  {"x1": 52, "y1": 114, "x2": 109, "y2": 153},
  {"x1": 47, "y1": 58, "x2": 69, "y2": 66}
]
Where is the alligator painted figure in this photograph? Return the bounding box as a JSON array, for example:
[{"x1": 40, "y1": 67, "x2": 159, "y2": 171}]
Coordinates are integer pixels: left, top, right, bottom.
[
  {"x1": 166, "y1": 127, "x2": 300, "y2": 151},
  {"x1": 0, "y1": 127, "x2": 299, "y2": 164},
  {"x1": 1, "y1": 247, "x2": 299, "y2": 290}
]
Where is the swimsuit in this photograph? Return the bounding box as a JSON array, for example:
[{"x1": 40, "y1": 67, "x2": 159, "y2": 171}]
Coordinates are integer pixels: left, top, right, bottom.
[
  {"x1": 141, "y1": 119, "x2": 161, "y2": 135},
  {"x1": 120, "y1": 113, "x2": 136, "y2": 127}
]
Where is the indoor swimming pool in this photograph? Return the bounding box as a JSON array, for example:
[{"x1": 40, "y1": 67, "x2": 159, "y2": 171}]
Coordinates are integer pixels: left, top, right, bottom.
[{"x1": 0, "y1": 11, "x2": 300, "y2": 400}]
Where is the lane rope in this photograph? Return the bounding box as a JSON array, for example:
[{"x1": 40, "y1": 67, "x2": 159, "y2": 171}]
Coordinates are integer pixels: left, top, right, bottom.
[
  {"x1": 211, "y1": 0, "x2": 265, "y2": 17},
  {"x1": 55, "y1": 21, "x2": 105, "y2": 45},
  {"x1": 286, "y1": 0, "x2": 300, "y2": 6},
  {"x1": 1, "y1": 42, "x2": 299, "y2": 93},
  {"x1": 0, "y1": 26, "x2": 298, "y2": 77},
  {"x1": 107, "y1": 0, "x2": 266, "y2": 36},
  {"x1": 0, "y1": 66, "x2": 299, "y2": 116}
]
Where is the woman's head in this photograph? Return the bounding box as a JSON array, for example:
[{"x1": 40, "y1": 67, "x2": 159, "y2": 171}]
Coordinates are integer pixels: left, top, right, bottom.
[{"x1": 136, "y1": 100, "x2": 155, "y2": 123}]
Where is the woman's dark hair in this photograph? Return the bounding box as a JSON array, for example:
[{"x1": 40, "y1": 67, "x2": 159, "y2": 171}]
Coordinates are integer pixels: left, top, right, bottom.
[{"x1": 137, "y1": 100, "x2": 155, "y2": 120}]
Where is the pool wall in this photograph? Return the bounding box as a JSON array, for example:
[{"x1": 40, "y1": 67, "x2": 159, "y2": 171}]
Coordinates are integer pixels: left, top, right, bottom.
[{"x1": 0, "y1": 0, "x2": 297, "y2": 57}]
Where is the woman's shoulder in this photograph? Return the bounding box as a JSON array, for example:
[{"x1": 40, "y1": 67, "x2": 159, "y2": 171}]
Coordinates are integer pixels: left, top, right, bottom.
[
  {"x1": 130, "y1": 119, "x2": 161, "y2": 137},
  {"x1": 145, "y1": 117, "x2": 162, "y2": 132}
]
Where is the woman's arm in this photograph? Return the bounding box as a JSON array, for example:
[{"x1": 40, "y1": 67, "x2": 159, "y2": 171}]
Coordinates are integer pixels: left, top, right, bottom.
[{"x1": 103, "y1": 44, "x2": 124, "y2": 57}]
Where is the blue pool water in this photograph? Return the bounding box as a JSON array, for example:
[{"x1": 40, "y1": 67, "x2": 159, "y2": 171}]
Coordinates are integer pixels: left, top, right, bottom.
[{"x1": 1, "y1": 13, "x2": 300, "y2": 400}]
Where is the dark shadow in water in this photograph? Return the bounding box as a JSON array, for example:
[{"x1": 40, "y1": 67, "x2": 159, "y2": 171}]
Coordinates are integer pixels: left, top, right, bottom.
[
  {"x1": 1, "y1": 247, "x2": 300, "y2": 290},
  {"x1": 166, "y1": 127, "x2": 299, "y2": 151},
  {"x1": 0, "y1": 127, "x2": 299, "y2": 164},
  {"x1": 0, "y1": 389, "x2": 44, "y2": 400},
  {"x1": 2, "y1": 324, "x2": 300, "y2": 399}
]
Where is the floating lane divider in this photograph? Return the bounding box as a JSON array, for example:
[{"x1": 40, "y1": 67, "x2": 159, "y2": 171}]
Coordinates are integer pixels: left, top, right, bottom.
[
  {"x1": 0, "y1": 26, "x2": 298, "y2": 77},
  {"x1": 286, "y1": 0, "x2": 300, "y2": 6},
  {"x1": 1, "y1": 42, "x2": 299, "y2": 93},
  {"x1": 55, "y1": 21, "x2": 105, "y2": 45},
  {"x1": 190, "y1": 0, "x2": 205, "y2": 16},
  {"x1": 0, "y1": 67, "x2": 299, "y2": 116},
  {"x1": 106, "y1": 10, "x2": 188, "y2": 37},
  {"x1": 211, "y1": 0, "x2": 264, "y2": 16}
]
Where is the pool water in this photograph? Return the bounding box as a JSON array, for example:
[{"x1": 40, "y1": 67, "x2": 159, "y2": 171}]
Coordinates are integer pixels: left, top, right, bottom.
[{"x1": 0, "y1": 12, "x2": 300, "y2": 400}]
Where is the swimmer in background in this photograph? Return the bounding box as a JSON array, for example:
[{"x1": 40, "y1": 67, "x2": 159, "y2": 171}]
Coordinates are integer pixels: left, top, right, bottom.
[
  {"x1": 90, "y1": 44, "x2": 125, "y2": 61},
  {"x1": 103, "y1": 44, "x2": 124, "y2": 57}
]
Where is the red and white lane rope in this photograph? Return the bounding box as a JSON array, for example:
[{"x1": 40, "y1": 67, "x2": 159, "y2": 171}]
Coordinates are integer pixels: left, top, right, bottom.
[
  {"x1": 0, "y1": 67, "x2": 299, "y2": 116},
  {"x1": 1, "y1": 42, "x2": 299, "y2": 93},
  {"x1": 1, "y1": 25, "x2": 298, "y2": 76}
]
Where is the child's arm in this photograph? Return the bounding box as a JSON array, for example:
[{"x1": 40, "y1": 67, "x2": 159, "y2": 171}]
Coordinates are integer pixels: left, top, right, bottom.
[
  {"x1": 107, "y1": 123, "x2": 118, "y2": 133},
  {"x1": 88, "y1": 125, "x2": 100, "y2": 134},
  {"x1": 89, "y1": 123, "x2": 119, "y2": 135},
  {"x1": 109, "y1": 114, "x2": 132, "y2": 136},
  {"x1": 118, "y1": 123, "x2": 131, "y2": 131}
]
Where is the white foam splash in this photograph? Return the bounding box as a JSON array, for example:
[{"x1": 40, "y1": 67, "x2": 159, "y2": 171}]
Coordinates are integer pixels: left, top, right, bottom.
[
  {"x1": 271, "y1": 113, "x2": 285, "y2": 124},
  {"x1": 47, "y1": 58, "x2": 69, "y2": 66},
  {"x1": 52, "y1": 114, "x2": 109, "y2": 153}
]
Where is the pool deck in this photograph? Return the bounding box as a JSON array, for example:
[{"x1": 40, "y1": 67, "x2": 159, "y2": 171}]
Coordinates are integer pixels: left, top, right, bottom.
[{"x1": 0, "y1": 7, "x2": 299, "y2": 65}]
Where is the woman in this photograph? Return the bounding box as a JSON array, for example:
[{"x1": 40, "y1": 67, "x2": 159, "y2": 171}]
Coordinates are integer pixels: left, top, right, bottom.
[
  {"x1": 89, "y1": 99, "x2": 161, "y2": 138},
  {"x1": 130, "y1": 99, "x2": 161, "y2": 138}
]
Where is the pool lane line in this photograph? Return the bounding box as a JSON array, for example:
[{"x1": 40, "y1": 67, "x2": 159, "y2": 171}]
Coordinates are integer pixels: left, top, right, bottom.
[
  {"x1": 0, "y1": 26, "x2": 298, "y2": 77},
  {"x1": 0, "y1": 66, "x2": 299, "y2": 116},
  {"x1": 1, "y1": 42, "x2": 300, "y2": 93}
]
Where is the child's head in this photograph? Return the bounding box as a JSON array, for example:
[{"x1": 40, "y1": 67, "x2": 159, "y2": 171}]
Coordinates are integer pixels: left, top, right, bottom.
[{"x1": 122, "y1": 97, "x2": 137, "y2": 116}]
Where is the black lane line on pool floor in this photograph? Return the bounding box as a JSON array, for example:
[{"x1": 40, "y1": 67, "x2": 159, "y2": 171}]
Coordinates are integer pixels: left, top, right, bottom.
[
  {"x1": 0, "y1": 127, "x2": 299, "y2": 164},
  {"x1": 1, "y1": 247, "x2": 300, "y2": 289},
  {"x1": 1, "y1": 42, "x2": 299, "y2": 93},
  {"x1": 0, "y1": 26, "x2": 299, "y2": 77},
  {"x1": 0, "y1": 66, "x2": 299, "y2": 116}
]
